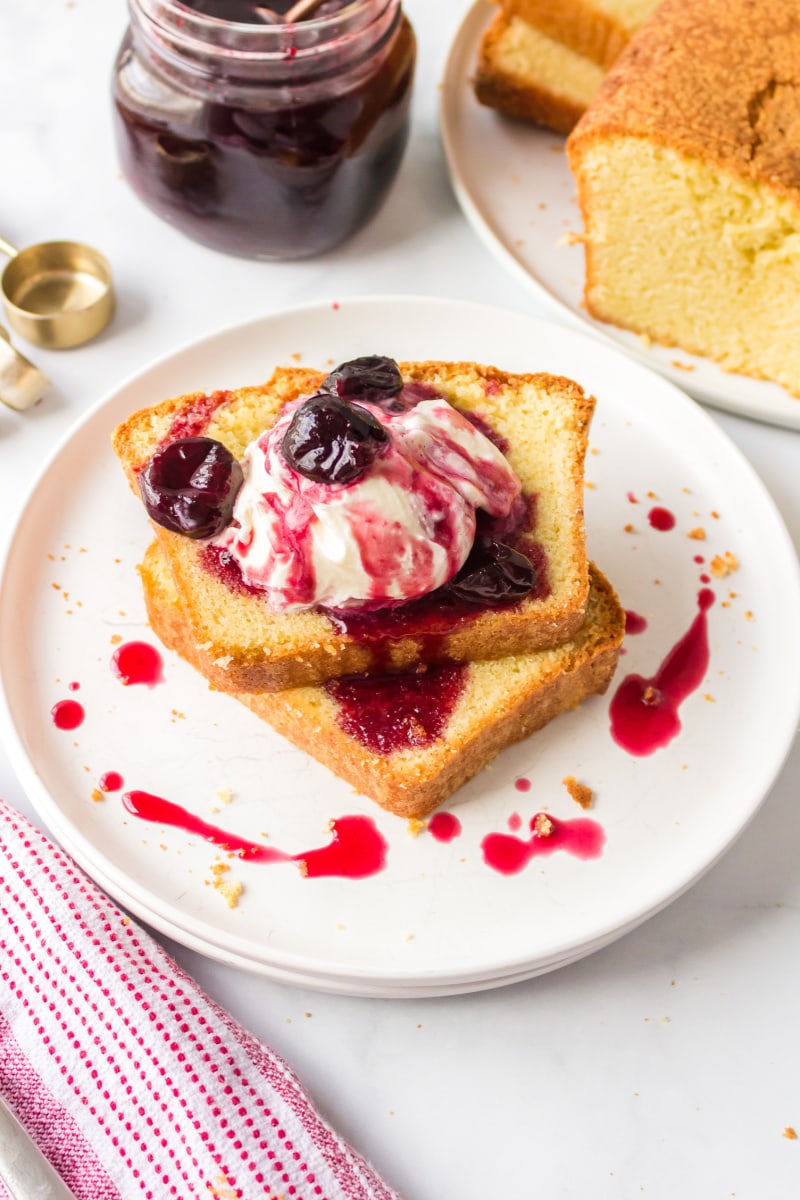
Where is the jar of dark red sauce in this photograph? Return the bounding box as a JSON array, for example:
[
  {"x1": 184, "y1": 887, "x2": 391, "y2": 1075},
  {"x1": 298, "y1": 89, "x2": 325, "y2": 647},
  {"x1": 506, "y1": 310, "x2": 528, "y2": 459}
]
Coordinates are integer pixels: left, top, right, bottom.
[{"x1": 112, "y1": 0, "x2": 416, "y2": 258}]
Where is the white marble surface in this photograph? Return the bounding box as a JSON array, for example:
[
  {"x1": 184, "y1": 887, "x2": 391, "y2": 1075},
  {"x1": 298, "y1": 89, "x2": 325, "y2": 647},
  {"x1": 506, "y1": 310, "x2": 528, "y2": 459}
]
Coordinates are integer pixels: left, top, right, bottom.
[{"x1": 1, "y1": 1, "x2": 800, "y2": 1197}]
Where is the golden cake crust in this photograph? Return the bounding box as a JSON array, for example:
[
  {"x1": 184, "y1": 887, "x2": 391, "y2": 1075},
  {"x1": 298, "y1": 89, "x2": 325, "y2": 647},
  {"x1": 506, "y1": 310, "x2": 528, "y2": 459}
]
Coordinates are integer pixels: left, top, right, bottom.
[{"x1": 569, "y1": 0, "x2": 800, "y2": 201}]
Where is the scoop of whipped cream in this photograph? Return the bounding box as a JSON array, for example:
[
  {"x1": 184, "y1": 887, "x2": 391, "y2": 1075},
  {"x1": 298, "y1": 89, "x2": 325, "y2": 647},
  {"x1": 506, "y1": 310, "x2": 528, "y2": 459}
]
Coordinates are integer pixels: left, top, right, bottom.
[{"x1": 212, "y1": 389, "x2": 522, "y2": 611}]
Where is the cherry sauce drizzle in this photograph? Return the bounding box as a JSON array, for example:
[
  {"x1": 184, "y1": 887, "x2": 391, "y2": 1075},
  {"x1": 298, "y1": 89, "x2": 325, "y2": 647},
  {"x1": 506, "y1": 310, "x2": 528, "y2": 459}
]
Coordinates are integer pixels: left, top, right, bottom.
[
  {"x1": 648, "y1": 506, "x2": 676, "y2": 531},
  {"x1": 326, "y1": 664, "x2": 466, "y2": 754},
  {"x1": 610, "y1": 588, "x2": 714, "y2": 756},
  {"x1": 99, "y1": 771, "x2": 124, "y2": 793},
  {"x1": 428, "y1": 812, "x2": 461, "y2": 842},
  {"x1": 122, "y1": 791, "x2": 388, "y2": 879},
  {"x1": 481, "y1": 813, "x2": 605, "y2": 874},
  {"x1": 624, "y1": 610, "x2": 648, "y2": 635},
  {"x1": 51, "y1": 699, "x2": 85, "y2": 731},
  {"x1": 111, "y1": 641, "x2": 164, "y2": 687}
]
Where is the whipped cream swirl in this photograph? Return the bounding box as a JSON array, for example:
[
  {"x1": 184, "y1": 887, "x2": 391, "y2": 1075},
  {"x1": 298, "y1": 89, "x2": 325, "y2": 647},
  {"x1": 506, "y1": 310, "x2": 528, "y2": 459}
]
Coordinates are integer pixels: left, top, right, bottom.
[{"x1": 213, "y1": 390, "x2": 521, "y2": 611}]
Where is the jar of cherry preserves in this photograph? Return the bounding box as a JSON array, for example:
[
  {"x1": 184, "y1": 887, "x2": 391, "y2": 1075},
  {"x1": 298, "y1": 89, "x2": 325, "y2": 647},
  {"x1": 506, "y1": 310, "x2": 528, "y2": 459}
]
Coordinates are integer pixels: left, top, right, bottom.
[{"x1": 112, "y1": 0, "x2": 416, "y2": 258}]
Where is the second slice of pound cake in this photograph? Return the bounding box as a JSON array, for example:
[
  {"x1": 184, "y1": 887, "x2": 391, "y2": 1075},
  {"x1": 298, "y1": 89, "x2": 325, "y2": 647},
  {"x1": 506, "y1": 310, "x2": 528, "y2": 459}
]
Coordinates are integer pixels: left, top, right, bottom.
[
  {"x1": 567, "y1": 0, "x2": 800, "y2": 396},
  {"x1": 475, "y1": 13, "x2": 606, "y2": 135},
  {"x1": 114, "y1": 358, "x2": 594, "y2": 692},
  {"x1": 474, "y1": 0, "x2": 658, "y2": 133},
  {"x1": 140, "y1": 542, "x2": 624, "y2": 820}
]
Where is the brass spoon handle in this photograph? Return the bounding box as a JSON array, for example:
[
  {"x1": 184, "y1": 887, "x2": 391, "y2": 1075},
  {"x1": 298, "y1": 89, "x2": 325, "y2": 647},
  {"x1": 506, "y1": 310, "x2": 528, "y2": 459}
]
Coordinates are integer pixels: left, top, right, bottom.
[{"x1": 0, "y1": 236, "x2": 18, "y2": 260}]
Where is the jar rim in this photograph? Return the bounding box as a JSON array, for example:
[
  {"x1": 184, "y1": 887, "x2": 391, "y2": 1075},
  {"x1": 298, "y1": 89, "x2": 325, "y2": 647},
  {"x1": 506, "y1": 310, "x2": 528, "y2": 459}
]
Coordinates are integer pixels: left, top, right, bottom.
[{"x1": 131, "y1": 0, "x2": 389, "y2": 57}]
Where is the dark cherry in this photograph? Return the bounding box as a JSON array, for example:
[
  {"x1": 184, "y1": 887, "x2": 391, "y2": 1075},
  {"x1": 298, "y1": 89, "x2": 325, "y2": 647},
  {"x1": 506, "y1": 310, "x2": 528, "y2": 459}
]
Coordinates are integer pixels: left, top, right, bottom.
[
  {"x1": 321, "y1": 356, "x2": 404, "y2": 404},
  {"x1": 444, "y1": 537, "x2": 535, "y2": 606},
  {"x1": 139, "y1": 436, "x2": 243, "y2": 539},
  {"x1": 282, "y1": 393, "x2": 389, "y2": 485}
]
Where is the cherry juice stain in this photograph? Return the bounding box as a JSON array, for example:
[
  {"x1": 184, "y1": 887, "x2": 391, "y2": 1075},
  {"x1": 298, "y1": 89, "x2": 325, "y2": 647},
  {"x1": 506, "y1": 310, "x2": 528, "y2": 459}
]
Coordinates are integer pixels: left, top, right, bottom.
[
  {"x1": 648, "y1": 506, "x2": 676, "y2": 531},
  {"x1": 326, "y1": 664, "x2": 466, "y2": 754},
  {"x1": 111, "y1": 641, "x2": 164, "y2": 687},
  {"x1": 481, "y1": 813, "x2": 605, "y2": 875},
  {"x1": 514, "y1": 777, "x2": 532, "y2": 793},
  {"x1": 428, "y1": 812, "x2": 461, "y2": 842},
  {"x1": 624, "y1": 610, "x2": 648, "y2": 635},
  {"x1": 122, "y1": 791, "x2": 388, "y2": 880},
  {"x1": 610, "y1": 587, "x2": 715, "y2": 756},
  {"x1": 163, "y1": 389, "x2": 232, "y2": 444},
  {"x1": 99, "y1": 771, "x2": 124, "y2": 793},
  {"x1": 51, "y1": 699, "x2": 85, "y2": 731}
]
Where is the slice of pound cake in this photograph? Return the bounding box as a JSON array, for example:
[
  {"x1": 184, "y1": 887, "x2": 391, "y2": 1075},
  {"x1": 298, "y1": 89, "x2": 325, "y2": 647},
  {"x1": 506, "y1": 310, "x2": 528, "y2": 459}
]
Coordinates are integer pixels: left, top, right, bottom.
[
  {"x1": 114, "y1": 358, "x2": 594, "y2": 692},
  {"x1": 474, "y1": 0, "x2": 658, "y2": 133},
  {"x1": 140, "y1": 542, "x2": 624, "y2": 819},
  {"x1": 475, "y1": 13, "x2": 605, "y2": 135},
  {"x1": 567, "y1": 0, "x2": 800, "y2": 396},
  {"x1": 498, "y1": 0, "x2": 658, "y2": 71}
]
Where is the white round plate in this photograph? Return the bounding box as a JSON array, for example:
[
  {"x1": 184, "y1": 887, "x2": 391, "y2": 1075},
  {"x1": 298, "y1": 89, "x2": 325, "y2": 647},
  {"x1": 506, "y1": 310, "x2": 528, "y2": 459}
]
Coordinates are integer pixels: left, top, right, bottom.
[
  {"x1": 1, "y1": 297, "x2": 798, "y2": 997},
  {"x1": 440, "y1": 0, "x2": 800, "y2": 432}
]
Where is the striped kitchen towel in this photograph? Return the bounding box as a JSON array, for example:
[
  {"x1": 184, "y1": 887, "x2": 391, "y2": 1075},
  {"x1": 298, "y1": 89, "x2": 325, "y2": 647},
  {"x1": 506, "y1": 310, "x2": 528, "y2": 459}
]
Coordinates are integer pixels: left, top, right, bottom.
[{"x1": 0, "y1": 798, "x2": 401, "y2": 1200}]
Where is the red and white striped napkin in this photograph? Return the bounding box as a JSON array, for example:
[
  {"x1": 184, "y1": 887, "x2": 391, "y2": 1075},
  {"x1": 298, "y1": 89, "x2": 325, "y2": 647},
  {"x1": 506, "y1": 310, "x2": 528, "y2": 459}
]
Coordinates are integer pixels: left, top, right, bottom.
[{"x1": 0, "y1": 798, "x2": 401, "y2": 1200}]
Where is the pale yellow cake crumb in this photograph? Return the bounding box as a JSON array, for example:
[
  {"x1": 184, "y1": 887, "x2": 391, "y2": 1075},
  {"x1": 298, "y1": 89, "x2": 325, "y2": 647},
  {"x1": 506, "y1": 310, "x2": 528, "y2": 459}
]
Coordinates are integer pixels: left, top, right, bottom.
[
  {"x1": 710, "y1": 551, "x2": 739, "y2": 578},
  {"x1": 212, "y1": 873, "x2": 243, "y2": 909},
  {"x1": 533, "y1": 813, "x2": 554, "y2": 838}
]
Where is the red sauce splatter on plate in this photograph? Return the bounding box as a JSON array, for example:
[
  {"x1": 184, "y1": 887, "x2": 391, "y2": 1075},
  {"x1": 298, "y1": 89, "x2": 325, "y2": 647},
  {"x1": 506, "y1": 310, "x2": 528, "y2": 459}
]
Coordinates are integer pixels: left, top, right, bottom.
[
  {"x1": 481, "y1": 813, "x2": 605, "y2": 874},
  {"x1": 51, "y1": 699, "x2": 84, "y2": 730},
  {"x1": 111, "y1": 642, "x2": 164, "y2": 687},
  {"x1": 624, "y1": 610, "x2": 648, "y2": 635},
  {"x1": 428, "y1": 812, "x2": 461, "y2": 842},
  {"x1": 648, "y1": 506, "x2": 676, "y2": 531},
  {"x1": 122, "y1": 791, "x2": 387, "y2": 879},
  {"x1": 610, "y1": 588, "x2": 714, "y2": 756}
]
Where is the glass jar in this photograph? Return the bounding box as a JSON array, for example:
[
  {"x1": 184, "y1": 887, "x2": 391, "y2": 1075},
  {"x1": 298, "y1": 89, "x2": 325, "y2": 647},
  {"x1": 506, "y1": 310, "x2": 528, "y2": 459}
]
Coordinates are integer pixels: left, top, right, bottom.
[{"x1": 112, "y1": 0, "x2": 416, "y2": 259}]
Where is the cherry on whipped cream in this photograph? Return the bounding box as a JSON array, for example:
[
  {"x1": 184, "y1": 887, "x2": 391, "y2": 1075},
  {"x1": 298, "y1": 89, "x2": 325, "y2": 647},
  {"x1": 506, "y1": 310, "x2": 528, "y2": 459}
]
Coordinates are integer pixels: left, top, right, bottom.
[
  {"x1": 321, "y1": 355, "x2": 404, "y2": 404},
  {"x1": 282, "y1": 393, "x2": 389, "y2": 485}
]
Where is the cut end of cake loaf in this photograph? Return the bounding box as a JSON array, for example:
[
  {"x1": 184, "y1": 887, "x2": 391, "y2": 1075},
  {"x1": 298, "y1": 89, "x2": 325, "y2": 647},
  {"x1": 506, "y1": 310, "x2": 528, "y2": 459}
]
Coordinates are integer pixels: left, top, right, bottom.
[
  {"x1": 115, "y1": 361, "x2": 595, "y2": 692},
  {"x1": 141, "y1": 542, "x2": 624, "y2": 820},
  {"x1": 567, "y1": 0, "x2": 800, "y2": 396},
  {"x1": 475, "y1": 12, "x2": 605, "y2": 134},
  {"x1": 499, "y1": 0, "x2": 658, "y2": 70}
]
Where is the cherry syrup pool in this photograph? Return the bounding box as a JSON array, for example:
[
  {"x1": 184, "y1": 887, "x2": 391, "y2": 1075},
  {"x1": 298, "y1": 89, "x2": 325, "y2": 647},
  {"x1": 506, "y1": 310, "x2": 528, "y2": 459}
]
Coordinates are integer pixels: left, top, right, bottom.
[{"x1": 610, "y1": 588, "x2": 715, "y2": 755}]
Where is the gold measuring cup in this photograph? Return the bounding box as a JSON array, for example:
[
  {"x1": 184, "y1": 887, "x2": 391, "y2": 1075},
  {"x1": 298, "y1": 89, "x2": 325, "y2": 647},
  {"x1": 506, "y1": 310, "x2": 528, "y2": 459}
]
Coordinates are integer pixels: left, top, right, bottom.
[{"x1": 0, "y1": 235, "x2": 114, "y2": 349}]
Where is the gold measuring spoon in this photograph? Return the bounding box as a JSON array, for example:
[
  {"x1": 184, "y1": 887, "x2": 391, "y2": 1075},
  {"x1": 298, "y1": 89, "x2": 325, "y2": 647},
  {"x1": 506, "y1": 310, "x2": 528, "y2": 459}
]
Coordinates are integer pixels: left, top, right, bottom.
[
  {"x1": 0, "y1": 326, "x2": 50, "y2": 411},
  {"x1": 0, "y1": 235, "x2": 114, "y2": 350}
]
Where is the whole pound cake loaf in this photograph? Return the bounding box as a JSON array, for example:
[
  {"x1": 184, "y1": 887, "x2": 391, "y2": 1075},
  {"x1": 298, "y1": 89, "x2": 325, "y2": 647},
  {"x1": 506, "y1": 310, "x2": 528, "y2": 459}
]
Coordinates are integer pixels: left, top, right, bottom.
[
  {"x1": 141, "y1": 542, "x2": 624, "y2": 819},
  {"x1": 567, "y1": 0, "x2": 800, "y2": 396},
  {"x1": 114, "y1": 358, "x2": 594, "y2": 691}
]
